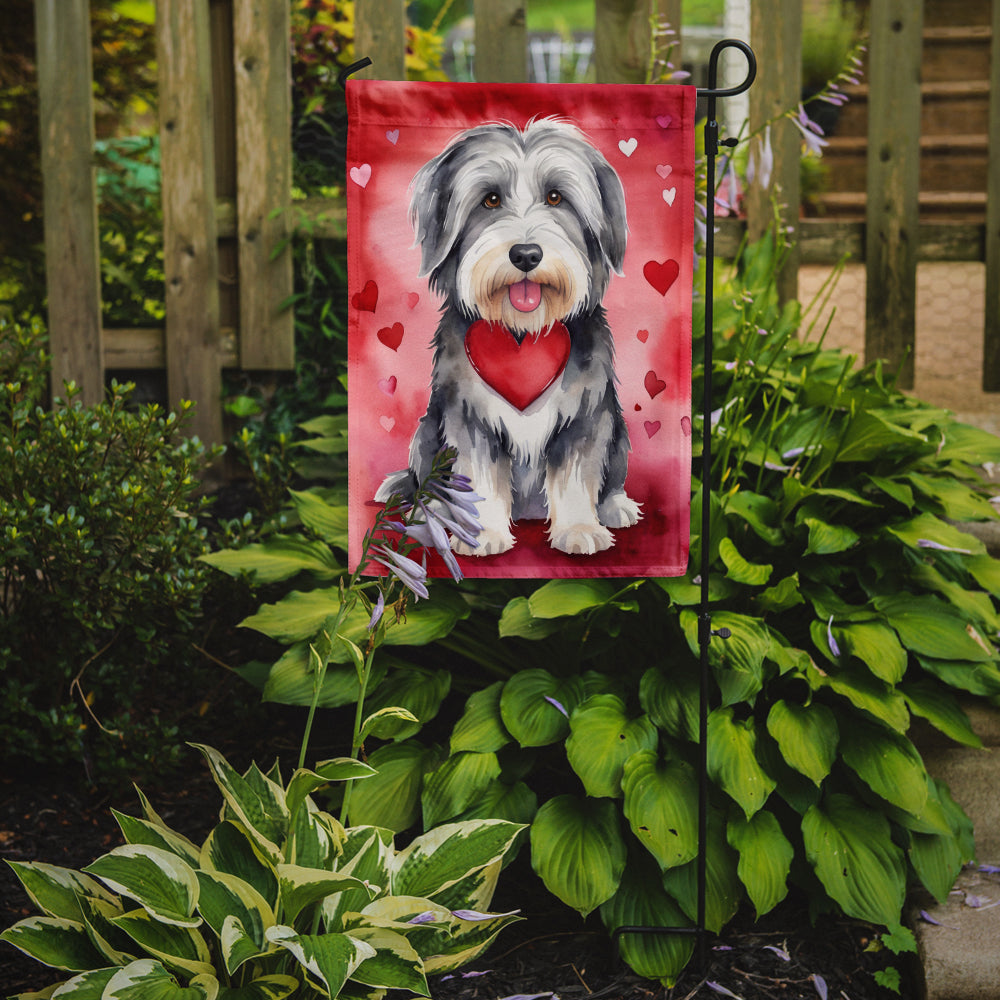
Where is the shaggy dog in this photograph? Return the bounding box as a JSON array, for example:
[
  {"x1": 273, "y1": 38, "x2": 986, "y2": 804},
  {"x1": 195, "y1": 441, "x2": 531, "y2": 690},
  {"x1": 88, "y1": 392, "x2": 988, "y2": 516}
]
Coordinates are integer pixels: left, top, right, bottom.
[{"x1": 376, "y1": 118, "x2": 640, "y2": 556}]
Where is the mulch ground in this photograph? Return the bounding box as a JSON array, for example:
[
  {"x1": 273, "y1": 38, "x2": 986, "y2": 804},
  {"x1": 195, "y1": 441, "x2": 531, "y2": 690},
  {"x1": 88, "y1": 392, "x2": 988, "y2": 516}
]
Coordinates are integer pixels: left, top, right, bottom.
[{"x1": 1, "y1": 738, "x2": 914, "y2": 1000}]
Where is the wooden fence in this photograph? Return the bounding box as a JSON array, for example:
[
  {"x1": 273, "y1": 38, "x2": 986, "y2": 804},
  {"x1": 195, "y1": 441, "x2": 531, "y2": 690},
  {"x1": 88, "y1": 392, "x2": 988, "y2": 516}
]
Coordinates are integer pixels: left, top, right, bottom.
[{"x1": 34, "y1": 0, "x2": 1000, "y2": 445}]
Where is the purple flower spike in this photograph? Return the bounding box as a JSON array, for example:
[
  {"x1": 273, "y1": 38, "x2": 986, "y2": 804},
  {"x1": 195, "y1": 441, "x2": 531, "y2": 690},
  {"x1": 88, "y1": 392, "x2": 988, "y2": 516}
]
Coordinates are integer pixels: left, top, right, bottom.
[
  {"x1": 407, "y1": 911, "x2": 438, "y2": 925},
  {"x1": 371, "y1": 544, "x2": 429, "y2": 600},
  {"x1": 763, "y1": 944, "x2": 790, "y2": 962},
  {"x1": 826, "y1": 615, "x2": 842, "y2": 658},
  {"x1": 917, "y1": 538, "x2": 972, "y2": 554},
  {"x1": 706, "y1": 983, "x2": 742, "y2": 999},
  {"x1": 812, "y1": 974, "x2": 828, "y2": 1000},
  {"x1": 367, "y1": 590, "x2": 385, "y2": 631}
]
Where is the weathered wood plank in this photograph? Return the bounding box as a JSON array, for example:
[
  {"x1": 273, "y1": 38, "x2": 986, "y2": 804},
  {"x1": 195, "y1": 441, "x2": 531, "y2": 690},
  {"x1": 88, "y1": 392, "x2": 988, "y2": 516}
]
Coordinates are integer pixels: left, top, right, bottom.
[
  {"x1": 864, "y1": 0, "x2": 923, "y2": 389},
  {"x1": 157, "y1": 0, "x2": 223, "y2": 444},
  {"x1": 983, "y1": 0, "x2": 1000, "y2": 390},
  {"x1": 34, "y1": 0, "x2": 103, "y2": 404},
  {"x1": 655, "y1": 0, "x2": 683, "y2": 77},
  {"x1": 594, "y1": 0, "x2": 651, "y2": 84},
  {"x1": 103, "y1": 328, "x2": 238, "y2": 370},
  {"x1": 355, "y1": 0, "x2": 406, "y2": 80},
  {"x1": 473, "y1": 0, "x2": 526, "y2": 82},
  {"x1": 747, "y1": 0, "x2": 802, "y2": 304},
  {"x1": 233, "y1": 0, "x2": 294, "y2": 369}
]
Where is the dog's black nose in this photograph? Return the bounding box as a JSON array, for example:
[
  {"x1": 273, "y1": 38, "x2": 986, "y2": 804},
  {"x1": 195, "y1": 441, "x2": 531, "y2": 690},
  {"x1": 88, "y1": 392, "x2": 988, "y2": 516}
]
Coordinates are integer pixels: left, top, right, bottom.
[{"x1": 509, "y1": 243, "x2": 543, "y2": 272}]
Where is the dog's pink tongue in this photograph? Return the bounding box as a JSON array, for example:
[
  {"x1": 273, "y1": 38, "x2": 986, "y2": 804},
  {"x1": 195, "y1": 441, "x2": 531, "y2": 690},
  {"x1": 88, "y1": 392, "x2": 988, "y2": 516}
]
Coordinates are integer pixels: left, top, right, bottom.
[{"x1": 509, "y1": 279, "x2": 542, "y2": 313}]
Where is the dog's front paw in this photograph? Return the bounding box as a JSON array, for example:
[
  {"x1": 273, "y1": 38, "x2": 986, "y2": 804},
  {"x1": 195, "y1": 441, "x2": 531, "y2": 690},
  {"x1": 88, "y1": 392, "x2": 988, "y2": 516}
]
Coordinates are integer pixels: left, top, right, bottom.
[
  {"x1": 549, "y1": 522, "x2": 614, "y2": 555},
  {"x1": 453, "y1": 524, "x2": 515, "y2": 557},
  {"x1": 598, "y1": 492, "x2": 642, "y2": 529}
]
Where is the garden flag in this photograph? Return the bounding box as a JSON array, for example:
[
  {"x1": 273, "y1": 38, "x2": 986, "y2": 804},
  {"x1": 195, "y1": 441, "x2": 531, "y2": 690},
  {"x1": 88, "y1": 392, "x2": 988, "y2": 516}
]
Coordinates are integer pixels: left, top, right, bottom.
[{"x1": 346, "y1": 79, "x2": 695, "y2": 578}]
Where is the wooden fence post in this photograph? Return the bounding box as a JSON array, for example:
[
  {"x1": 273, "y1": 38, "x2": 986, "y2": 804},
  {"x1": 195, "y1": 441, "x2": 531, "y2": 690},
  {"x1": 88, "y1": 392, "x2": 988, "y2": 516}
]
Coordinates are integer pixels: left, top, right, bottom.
[
  {"x1": 355, "y1": 0, "x2": 407, "y2": 80},
  {"x1": 157, "y1": 0, "x2": 223, "y2": 445},
  {"x1": 864, "y1": 0, "x2": 923, "y2": 389},
  {"x1": 746, "y1": 0, "x2": 801, "y2": 305},
  {"x1": 233, "y1": 0, "x2": 294, "y2": 370},
  {"x1": 34, "y1": 0, "x2": 104, "y2": 405},
  {"x1": 474, "y1": 0, "x2": 527, "y2": 82},
  {"x1": 594, "y1": 0, "x2": 652, "y2": 84},
  {"x1": 983, "y1": 0, "x2": 1000, "y2": 390}
]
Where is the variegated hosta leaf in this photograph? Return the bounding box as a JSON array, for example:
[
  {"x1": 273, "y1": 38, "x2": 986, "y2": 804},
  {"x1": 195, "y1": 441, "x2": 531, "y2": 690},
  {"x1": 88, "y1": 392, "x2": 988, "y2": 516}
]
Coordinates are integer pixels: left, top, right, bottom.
[
  {"x1": 214, "y1": 975, "x2": 299, "y2": 1000},
  {"x1": 424, "y1": 859, "x2": 501, "y2": 916},
  {"x1": 323, "y1": 829, "x2": 393, "y2": 931},
  {"x1": 621, "y1": 751, "x2": 699, "y2": 871},
  {"x1": 707, "y1": 707, "x2": 776, "y2": 819},
  {"x1": 277, "y1": 865, "x2": 375, "y2": 925},
  {"x1": 450, "y1": 681, "x2": 511, "y2": 754},
  {"x1": 191, "y1": 745, "x2": 287, "y2": 863},
  {"x1": 200, "y1": 822, "x2": 278, "y2": 910},
  {"x1": 421, "y1": 906, "x2": 523, "y2": 975},
  {"x1": 599, "y1": 854, "x2": 694, "y2": 987},
  {"x1": 391, "y1": 820, "x2": 524, "y2": 901},
  {"x1": 195, "y1": 871, "x2": 274, "y2": 974},
  {"x1": 565, "y1": 695, "x2": 658, "y2": 799},
  {"x1": 288, "y1": 802, "x2": 344, "y2": 870},
  {"x1": 110, "y1": 908, "x2": 214, "y2": 979},
  {"x1": 112, "y1": 811, "x2": 201, "y2": 868},
  {"x1": 46, "y1": 966, "x2": 118, "y2": 997},
  {"x1": 421, "y1": 751, "x2": 502, "y2": 829},
  {"x1": 285, "y1": 760, "x2": 375, "y2": 824},
  {"x1": 265, "y1": 926, "x2": 375, "y2": 998},
  {"x1": 83, "y1": 846, "x2": 200, "y2": 928},
  {"x1": 4, "y1": 861, "x2": 118, "y2": 922},
  {"x1": 345, "y1": 926, "x2": 429, "y2": 995},
  {"x1": 102, "y1": 958, "x2": 218, "y2": 999},
  {"x1": 727, "y1": 810, "x2": 793, "y2": 917},
  {"x1": 529, "y1": 795, "x2": 626, "y2": 917},
  {"x1": 765, "y1": 700, "x2": 838, "y2": 786},
  {"x1": 499, "y1": 669, "x2": 585, "y2": 747},
  {"x1": 77, "y1": 894, "x2": 136, "y2": 966},
  {"x1": 802, "y1": 793, "x2": 906, "y2": 926},
  {"x1": 0, "y1": 916, "x2": 107, "y2": 971}
]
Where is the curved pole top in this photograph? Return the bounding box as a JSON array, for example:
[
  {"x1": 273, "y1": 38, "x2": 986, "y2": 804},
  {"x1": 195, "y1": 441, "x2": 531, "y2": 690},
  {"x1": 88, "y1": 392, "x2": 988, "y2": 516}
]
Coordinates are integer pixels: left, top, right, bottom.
[{"x1": 696, "y1": 39, "x2": 756, "y2": 99}]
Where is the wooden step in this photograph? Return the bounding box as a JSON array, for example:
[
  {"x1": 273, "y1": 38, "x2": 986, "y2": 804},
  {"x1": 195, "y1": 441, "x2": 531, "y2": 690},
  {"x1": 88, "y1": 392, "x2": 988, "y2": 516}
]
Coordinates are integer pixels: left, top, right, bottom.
[
  {"x1": 922, "y1": 0, "x2": 992, "y2": 28},
  {"x1": 812, "y1": 190, "x2": 987, "y2": 222},
  {"x1": 922, "y1": 25, "x2": 993, "y2": 83}
]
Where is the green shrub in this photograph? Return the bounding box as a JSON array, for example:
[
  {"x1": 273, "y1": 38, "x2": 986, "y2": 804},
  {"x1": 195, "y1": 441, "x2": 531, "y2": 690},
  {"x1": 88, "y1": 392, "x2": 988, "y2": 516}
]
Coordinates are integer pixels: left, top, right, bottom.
[{"x1": 0, "y1": 316, "x2": 220, "y2": 783}]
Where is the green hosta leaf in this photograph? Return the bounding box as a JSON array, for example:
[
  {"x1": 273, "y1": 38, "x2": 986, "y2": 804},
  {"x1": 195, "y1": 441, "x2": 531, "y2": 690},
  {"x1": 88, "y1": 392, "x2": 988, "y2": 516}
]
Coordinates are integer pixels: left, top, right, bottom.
[
  {"x1": 497, "y1": 596, "x2": 564, "y2": 639},
  {"x1": 886, "y1": 512, "x2": 985, "y2": 556},
  {"x1": 802, "y1": 517, "x2": 859, "y2": 556},
  {"x1": 655, "y1": 573, "x2": 737, "y2": 606},
  {"x1": 362, "y1": 667, "x2": 451, "y2": 740},
  {"x1": 724, "y1": 490, "x2": 784, "y2": 545},
  {"x1": 866, "y1": 474, "x2": 914, "y2": 509},
  {"x1": 718, "y1": 537, "x2": 772, "y2": 585},
  {"x1": 359, "y1": 706, "x2": 421, "y2": 742},
  {"x1": 621, "y1": 751, "x2": 699, "y2": 871},
  {"x1": 277, "y1": 865, "x2": 374, "y2": 925},
  {"x1": 526, "y1": 579, "x2": 618, "y2": 617},
  {"x1": 835, "y1": 410, "x2": 927, "y2": 463},
  {"x1": 661, "y1": 810, "x2": 741, "y2": 933},
  {"x1": 499, "y1": 670, "x2": 584, "y2": 747},
  {"x1": 680, "y1": 610, "x2": 770, "y2": 706},
  {"x1": 802, "y1": 793, "x2": 906, "y2": 926},
  {"x1": 874, "y1": 593, "x2": 995, "y2": 662},
  {"x1": 707, "y1": 708, "x2": 776, "y2": 818},
  {"x1": 906, "y1": 472, "x2": 998, "y2": 522},
  {"x1": 935, "y1": 421, "x2": 1000, "y2": 464},
  {"x1": 0, "y1": 916, "x2": 107, "y2": 971},
  {"x1": 450, "y1": 682, "x2": 511, "y2": 754},
  {"x1": 966, "y1": 553, "x2": 1000, "y2": 597},
  {"x1": 191, "y1": 746, "x2": 287, "y2": 863},
  {"x1": 112, "y1": 812, "x2": 201, "y2": 868},
  {"x1": 639, "y1": 664, "x2": 699, "y2": 742},
  {"x1": 835, "y1": 621, "x2": 907, "y2": 684},
  {"x1": 346, "y1": 926, "x2": 428, "y2": 994},
  {"x1": 916, "y1": 655, "x2": 1000, "y2": 697},
  {"x1": 4, "y1": 862, "x2": 118, "y2": 923},
  {"x1": 392, "y1": 820, "x2": 524, "y2": 900},
  {"x1": 421, "y1": 751, "x2": 502, "y2": 828},
  {"x1": 909, "y1": 827, "x2": 966, "y2": 905},
  {"x1": 901, "y1": 680, "x2": 982, "y2": 748},
  {"x1": 216, "y1": 976, "x2": 299, "y2": 1000},
  {"x1": 911, "y1": 562, "x2": 1000, "y2": 633},
  {"x1": 103, "y1": 959, "x2": 218, "y2": 999},
  {"x1": 839, "y1": 718, "x2": 929, "y2": 817},
  {"x1": 453, "y1": 779, "x2": 538, "y2": 827},
  {"x1": 755, "y1": 573, "x2": 804, "y2": 614},
  {"x1": 599, "y1": 853, "x2": 694, "y2": 987},
  {"x1": 200, "y1": 822, "x2": 278, "y2": 910},
  {"x1": 530, "y1": 795, "x2": 626, "y2": 917},
  {"x1": 83, "y1": 846, "x2": 200, "y2": 928},
  {"x1": 727, "y1": 811, "x2": 793, "y2": 918},
  {"x1": 285, "y1": 759, "x2": 376, "y2": 822},
  {"x1": 260, "y1": 643, "x2": 387, "y2": 709},
  {"x1": 200, "y1": 535, "x2": 341, "y2": 584},
  {"x1": 765, "y1": 700, "x2": 838, "y2": 786},
  {"x1": 195, "y1": 871, "x2": 273, "y2": 974},
  {"x1": 565, "y1": 695, "x2": 658, "y2": 798},
  {"x1": 288, "y1": 488, "x2": 349, "y2": 545},
  {"x1": 265, "y1": 926, "x2": 375, "y2": 997},
  {"x1": 347, "y1": 740, "x2": 442, "y2": 832},
  {"x1": 808, "y1": 661, "x2": 910, "y2": 732},
  {"x1": 111, "y1": 908, "x2": 214, "y2": 978}
]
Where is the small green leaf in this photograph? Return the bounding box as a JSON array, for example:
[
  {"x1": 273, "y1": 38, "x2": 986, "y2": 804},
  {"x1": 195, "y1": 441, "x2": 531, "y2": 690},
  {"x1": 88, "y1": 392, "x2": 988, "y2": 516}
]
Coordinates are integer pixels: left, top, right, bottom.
[
  {"x1": 498, "y1": 596, "x2": 563, "y2": 639},
  {"x1": 110, "y1": 909, "x2": 214, "y2": 978},
  {"x1": 200, "y1": 535, "x2": 341, "y2": 584},
  {"x1": 450, "y1": 682, "x2": 511, "y2": 754},
  {"x1": 765, "y1": 700, "x2": 838, "y2": 786},
  {"x1": 526, "y1": 579, "x2": 618, "y2": 618},
  {"x1": 288, "y1": 489, "x2": 349, "y2": 545},
  {"x1": 727, "y1": 811, "x2": 793, "y2": 917},
  {"x1": 362, "y1": 667, "x2": 451, "y2": 740},
  {"x1": 707, "y1": 708, "x2": 776, "y2": 818},
  {"x1": 718, "y1": 537, "x2": 772, "y2": 585},
  {"x1": 901, "y1": 680, "x2": 982, "y2": 748},
  {"x1": 802, "y1": 517, "x2": 859, "y2": 555},
  {"x1": 276, "y1": 865, "x2": 373, "y2": 925},
  {"x1": 639, "y1": 664, "x2": 699, "y2": 742}
]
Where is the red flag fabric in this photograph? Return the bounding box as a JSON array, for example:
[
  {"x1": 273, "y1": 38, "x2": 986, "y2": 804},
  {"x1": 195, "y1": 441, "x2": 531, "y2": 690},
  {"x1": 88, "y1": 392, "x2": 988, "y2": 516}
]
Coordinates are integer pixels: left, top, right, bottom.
[{"x1": 346, "y1": 79, "x2": 695, "y2": 578}]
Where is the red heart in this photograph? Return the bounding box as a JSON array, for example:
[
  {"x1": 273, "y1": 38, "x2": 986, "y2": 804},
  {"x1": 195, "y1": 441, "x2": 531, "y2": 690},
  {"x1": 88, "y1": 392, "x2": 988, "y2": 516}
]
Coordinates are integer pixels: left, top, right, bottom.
[
  {"x1": 465, "y1": 320, "x2": 571, "y2": 410},
  {"x1": 406, "y1": 292, "x2": 420, "y2": 309},
  {"x1": 377, "y1": 375, "x2": 397, "y2": 396},
  {"x1": 636, "y1": 329, "x2": 649, "y2": 343},
  {"x1": 644, "y1": 420, "x2": 661, "y2": 438},
  {"x1": 352, "y1": 280, "x2": 378, "y2": 312},
  {"x1": 643, "y1": 259, "x2": 679, "y2": 296},
  {"x1": 644, "y1": 370, "x2": 666, "y2": 399},
  {"x1": 377, "y1": 323, "x2": 404, "y2": 351}
]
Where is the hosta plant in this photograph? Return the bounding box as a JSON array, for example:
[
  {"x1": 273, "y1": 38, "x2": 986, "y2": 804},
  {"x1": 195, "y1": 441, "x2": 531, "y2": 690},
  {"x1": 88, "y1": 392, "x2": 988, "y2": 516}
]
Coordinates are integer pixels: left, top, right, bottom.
[{"x1": 1, "y1": 744, "x2": 523, "y2": 999}]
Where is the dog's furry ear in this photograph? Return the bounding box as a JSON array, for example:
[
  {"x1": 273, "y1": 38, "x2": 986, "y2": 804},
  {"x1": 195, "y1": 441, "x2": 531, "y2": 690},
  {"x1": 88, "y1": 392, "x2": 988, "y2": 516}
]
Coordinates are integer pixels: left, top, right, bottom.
[
  {"x1": 591, "y1": 152, "x2": 628, "y2": 275},
  {"x1": 409, "y1": 144, "x2": 462, "y2": 278}
]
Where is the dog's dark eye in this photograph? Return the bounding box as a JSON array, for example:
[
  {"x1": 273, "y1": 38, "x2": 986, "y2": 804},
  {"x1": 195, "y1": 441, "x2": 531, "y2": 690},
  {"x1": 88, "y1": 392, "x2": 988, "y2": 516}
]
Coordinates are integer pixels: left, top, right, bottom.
[
  {"x1": 546, "y1": 190, "x2": 563, "y2": 206},
  {"x1": 483, "y1": 192, "x2": 502, "y2": 209}
]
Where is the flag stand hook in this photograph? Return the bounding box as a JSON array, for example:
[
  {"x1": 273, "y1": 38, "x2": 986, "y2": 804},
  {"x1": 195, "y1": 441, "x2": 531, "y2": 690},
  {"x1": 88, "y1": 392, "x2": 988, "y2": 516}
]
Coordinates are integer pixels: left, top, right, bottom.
[{"x1": 611, "y1": 37, "x2": 756, "y2": 974}]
